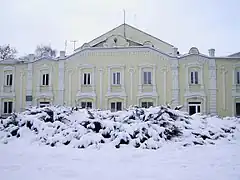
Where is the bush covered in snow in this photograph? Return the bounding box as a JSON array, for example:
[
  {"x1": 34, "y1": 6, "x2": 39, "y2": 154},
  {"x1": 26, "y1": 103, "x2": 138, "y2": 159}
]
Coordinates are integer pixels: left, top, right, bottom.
[{"x1": 0, "y1": 106, "x2": 239, "y2": 149}]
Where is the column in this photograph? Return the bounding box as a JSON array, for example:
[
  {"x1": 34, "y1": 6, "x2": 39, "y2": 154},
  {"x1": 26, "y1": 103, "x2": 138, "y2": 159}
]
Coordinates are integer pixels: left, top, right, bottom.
[
  {"x1": 129, "y1": 68, "x2": 135, "y2": 103},
  {"x1": 208, "y1": 59, "x2": 217, "y2": 115},
  {"x1": 121, "y1": 67, "x2": 125, "y2": 91},
  {"x1": 162, "y1": 66, "x2": 168, "y2": 105},
  {"x1": 19, "y1": 72, "x2": 24, "y2": 112},
  {"x1": 99, "y1": 68, "x2": 103, "y2": 109},
  {"x1": 68, "y1": 70, "x2": 73, "y2": 106},
  {"x1": 153, "y1": 65, "x2": 156, "y2": 92},
  {"x1": 138, "y1": 67, "x2": 142, "y2": 93},
  {"x1": 58, "y1": 61, "x2": 65, "y2": 105},
  {"x1": 26, "y1": 63, "x2": 33, "y2": 107},
  {"x1": 171, "y1": 62, "x2": 180, "y2": 107},
  {"x1": 108, "y1": 67, "x2": 111, "y2": 93},
  {"x1": 221, "y1": 66, "x2": 227, "y2": 110}
]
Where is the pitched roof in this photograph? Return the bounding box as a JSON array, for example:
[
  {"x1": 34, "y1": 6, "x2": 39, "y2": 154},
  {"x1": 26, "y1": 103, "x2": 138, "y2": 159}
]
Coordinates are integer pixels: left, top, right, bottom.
[
  {"x1": 228, "y1": 52, "x2": 240, "y2": 57},
  {"x1": 75, "y1": 23, "x2": 175, "y2": 53}
]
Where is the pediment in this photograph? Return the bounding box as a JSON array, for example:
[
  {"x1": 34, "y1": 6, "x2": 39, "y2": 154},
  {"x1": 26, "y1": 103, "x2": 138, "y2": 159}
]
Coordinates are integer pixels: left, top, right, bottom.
[{"x1": 75, "y1": 23, "x2": 175, "y2": 54}]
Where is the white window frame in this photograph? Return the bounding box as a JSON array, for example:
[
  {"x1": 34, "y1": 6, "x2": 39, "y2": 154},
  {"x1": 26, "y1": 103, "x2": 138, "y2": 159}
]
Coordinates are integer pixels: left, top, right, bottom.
[
  {"x1": 190, "y1": 71, "x2": 199, "y2": 84},
  {"x1": 141, "y1": 101, "x2": 153, "y2": 108},
  {"x1": 110, "y1": 102, "x2": 122, "y2": 112},
  {"x1": 143, "y1": 71, "x2": 152, "y2": 85},
  {"x1": 82, "y1": 72, "x2": 91, "y2": 85},
  {"x1": 188, "y1": 102, "x2": 201, "y2": 115},
  {"x1": 41, "y1": 73, "x2": 49, "y2": 86},
  {"x1": 4, "y1": 72, "x2": 13, "y2": 86},
  {"x1": 81, "y1": 101, "x2": 93, "y2": 108},
  {"x1": 39, "y1": 102, "x2": 50, "y2": 108},
  {"x1": 3, "y1": 101, "x2": 13, "y2": 114},
  {"x1": 112, "y1": 72, "x2": 121, "y2": 85},
  {"x1": 236, "y1": 71, "x2": 240, "y2": 85}
]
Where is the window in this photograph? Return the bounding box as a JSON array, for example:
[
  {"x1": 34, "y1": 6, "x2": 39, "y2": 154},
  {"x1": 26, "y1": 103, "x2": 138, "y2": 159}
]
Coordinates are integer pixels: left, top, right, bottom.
[
  {"x1": 42, "y1": 73, "x2": 49, "y2": 86},
  {"x1": 236, "y1": 71, "x2": 240, "y2": 84},
  {"x1": 81, "y1": 102, "x2": 92, "y2": 108},
  {"x1": 143, "y1": 71, "x2": 152, "y2": 84},
  {"x1": 188, "y1": 102, "x2": 201, "y2": 115},
  {"x1": 141, "y1": 102, "x2": 153, "y2": 108},
  {"x1": 236, "y1": 103, "x2": 240, "y2": 116},
  {"x1": 190, "y1": 71, "x2": 199, "y2": 84},
  {"x1": 39, "y1": 102, "x2": 50, "y2": 108},
  {"x1": 112, "y1": 72, "x2": 121, "y2": 85},
  {"x1": 3, "y1": 101, "x2": 13, "y2": 114},
  {"x1": 83, "y1": 73, "x2": 91, "y2": 85},
  {"x1": 5, "y1": 74, "x2": 13, "y2": 86},
  {"x1": 110, "y1": 102, "x2": 122, "y2": 112}
]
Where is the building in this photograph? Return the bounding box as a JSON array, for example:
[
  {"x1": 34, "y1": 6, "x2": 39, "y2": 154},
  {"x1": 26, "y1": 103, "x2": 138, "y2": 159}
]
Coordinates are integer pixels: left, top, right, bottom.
[{"x1": 0, "y1": 24, "x2": 240, "y2": 117}]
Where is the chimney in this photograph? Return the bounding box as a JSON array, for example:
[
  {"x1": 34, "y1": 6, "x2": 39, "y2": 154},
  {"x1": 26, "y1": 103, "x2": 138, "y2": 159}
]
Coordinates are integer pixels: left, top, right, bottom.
[
  {"x1": 208, "y1": 48, "x2": 215, "y2": 57},
  {"x1": 28, "y1": 54, "x2": 35, "y2": 62},
  {"x1": 173, "y1": 47, "x2": 178, "y2": 56},
  {"x1": 60, "y1": 51, "x2": 65, "y2": 59}
]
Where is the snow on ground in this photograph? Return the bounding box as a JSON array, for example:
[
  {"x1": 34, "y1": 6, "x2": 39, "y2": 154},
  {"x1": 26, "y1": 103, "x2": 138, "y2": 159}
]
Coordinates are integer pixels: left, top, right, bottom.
[
  {"x1": 0, "y1": 138, "x2": 240, "y2": 180},
  {"x1": 1, "y1": 106, "x2": 240, "y2": 179}
]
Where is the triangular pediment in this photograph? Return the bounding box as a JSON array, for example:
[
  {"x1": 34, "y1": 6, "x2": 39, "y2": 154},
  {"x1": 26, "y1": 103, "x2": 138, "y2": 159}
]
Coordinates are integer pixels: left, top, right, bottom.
[{"x1": 75, "y1": 24, "x2": 175, "y2": 54}]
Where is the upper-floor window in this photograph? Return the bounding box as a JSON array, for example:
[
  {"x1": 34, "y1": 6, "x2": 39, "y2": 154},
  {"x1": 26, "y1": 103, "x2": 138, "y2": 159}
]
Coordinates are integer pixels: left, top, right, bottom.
[
  {"x1": 190, "y1": 71, "x2": 199, "y2": 84},
  {"x1": 3, "y1": 101, "x2": 13, "y2": 114},
  {"x1": 143, "y1": 71, "x2": 152, "y2": 84},
  {"x1": 236, "y1": 71, "x2": 240, "y2": 84},
  {"x1": 112, "y1": 72, "x2": 121, "y2": 85},
  {"x1": 5, "y1": 73, "x2": 13, "y2": 86},
  {"x1": 42, "y1": 73, "x2": 49, "y2": 86},
  {"x1": 83, "y1": 73, "x2": 91, "y2": 85}
]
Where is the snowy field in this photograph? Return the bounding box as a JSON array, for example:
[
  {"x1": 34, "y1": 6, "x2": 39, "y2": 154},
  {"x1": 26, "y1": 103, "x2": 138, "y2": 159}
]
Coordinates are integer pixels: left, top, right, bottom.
[
  {"x1": 1, "y1": 106, "x2": 240, "y2": 180},
  {"x1": 1, "y1": 139, "x2": 240, "y2": 180}
]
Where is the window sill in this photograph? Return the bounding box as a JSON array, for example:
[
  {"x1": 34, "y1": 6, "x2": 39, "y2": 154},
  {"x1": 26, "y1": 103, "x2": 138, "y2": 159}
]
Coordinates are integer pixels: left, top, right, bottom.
[
  {"x1": 142, "y1": 84, "x2": 152, "y2": 86},
  {"x1": 82, "y1": 84, "x2": 92, "y2": 87},
  {"x1": 4, "y1": 85, "x2": 12, "y2": 87},
  {"x1": 111, "y1": 84, "x2": 121, "y2": 86},
  {"x1": 189, "y1": 84, "x2": 201, "y2": 86}
]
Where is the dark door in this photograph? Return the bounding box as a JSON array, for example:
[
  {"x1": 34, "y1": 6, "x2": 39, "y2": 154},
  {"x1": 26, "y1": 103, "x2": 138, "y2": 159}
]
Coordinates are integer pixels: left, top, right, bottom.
[
  {"x1": 236, "y1": 103, "x2": 240, "y2": 116},
  {"x1": 189, "y1": 106, "x2": 196, "y2": 115}
]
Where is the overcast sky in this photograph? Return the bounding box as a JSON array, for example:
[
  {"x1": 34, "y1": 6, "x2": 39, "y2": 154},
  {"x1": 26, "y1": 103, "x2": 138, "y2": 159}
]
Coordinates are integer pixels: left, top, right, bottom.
[{"x1": 1, "y1": 0, "x2": 240, "y2": 56}]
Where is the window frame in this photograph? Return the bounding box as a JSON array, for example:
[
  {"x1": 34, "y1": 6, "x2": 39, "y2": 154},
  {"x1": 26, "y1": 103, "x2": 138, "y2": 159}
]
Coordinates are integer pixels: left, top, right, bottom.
[
  {"x1": 81, "y1": 101, "x2": 93, "y2": 108},
  {"x1": 141, "y1": 102, "x2": 153, "y2": 108},
  {"x1": 41, "y1": 73, "x2": 50, "y2": 86},
  {"x1": 112, "y1": 72, "x2": 121, "y2": 85},
  {"x1": 39, "y1": 102, "x2": 50, "y2": 108},
  {"x1": 3, "y1": 101, "x2": 13, "y2": 114},
  {"x1": 4, "y1": 71, "x2": 13, "y2": 86},
  {"x1": 83, "y1": 72, "x2": 91, "y2": 85},
  {"x1": 190, "y1": 71, "x2": 199, "y2": 85},
  {"x1": 143, "y1": 71, "x2": 152, "y2": 85},
  {"x1": 110, "y1": 102, "x2": 122, "y2": 112},
  {"x1": 236, "y1": 71, "x2": 240, "y2": 85},
  {"x1": 188, "y1": 102, "x2": 201, "y2": 115}
]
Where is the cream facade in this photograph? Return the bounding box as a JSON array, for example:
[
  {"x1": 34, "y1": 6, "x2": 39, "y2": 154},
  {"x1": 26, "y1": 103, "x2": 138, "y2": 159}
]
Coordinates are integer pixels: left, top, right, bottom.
[{"x1": 0, "y1": 24, "x2": 240, "y2": 117}]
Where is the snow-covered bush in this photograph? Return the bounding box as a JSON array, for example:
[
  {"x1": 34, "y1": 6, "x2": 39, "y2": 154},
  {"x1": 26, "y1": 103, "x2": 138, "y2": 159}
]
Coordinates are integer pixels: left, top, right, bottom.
[{"x1": 0, "y1": 106, "x2": 239, "y2": 149}]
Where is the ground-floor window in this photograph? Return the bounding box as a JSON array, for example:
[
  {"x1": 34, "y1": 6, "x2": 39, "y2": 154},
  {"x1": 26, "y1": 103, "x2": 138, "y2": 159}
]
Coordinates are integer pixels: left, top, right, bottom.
[
  {"x1": 3, "y1": 101, "x2": 13, "y2": 114},
  {"x1": 188, "y1": 102, "x2": 201, "y2": 115},
  {"x1": 141, "y1": 102, "x2": 153, "y2": 108},
  {"x1": 81, "y1": 102, "x2": 92, "y2": 109},
  {"x1": 39, "y1": 102, "x2": 50, "y2": 108},
  {"x1": 111, "y1": 102, "x2": 122, "y2": 112},
  {"x1": 236, "y1": 103, "x2": 240, "y2": 116}
]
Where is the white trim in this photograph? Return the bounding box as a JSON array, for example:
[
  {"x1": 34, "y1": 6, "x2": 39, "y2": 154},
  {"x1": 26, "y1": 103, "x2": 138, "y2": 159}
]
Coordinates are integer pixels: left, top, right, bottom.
[
  {"x1": 26, "y1": 63, "x2": 33, "y2": 107},
  {"x1": 19, "y1": 72, "x2": 24, "y2": 112},
  {"x1": 221, "y1": 66, "x2": 228, "y2": 110},
  {"x1": 99, "y1": 68, "x2": 104, "y2": 108},
  {"x1": 129, "y1": 68, "x2": 135, "y2": 103},
  {"x1": 170, "y1": 62, "x2": 180, "y2": 107},
  {"x1": 208, "y1": 58, "x2": 217, "y2": 115},
  {"x1": 58, "y1": 60, "x2": 64, "y2": 105},
  {"x1": 68, "y1": 70, "x2": 73, "y2": 106}
]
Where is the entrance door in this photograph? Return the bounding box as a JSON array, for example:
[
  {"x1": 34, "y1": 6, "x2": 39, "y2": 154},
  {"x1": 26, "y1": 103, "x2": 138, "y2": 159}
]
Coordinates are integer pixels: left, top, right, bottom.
[
  {"x1": 188, "y1": 102, "x2": 201, "y2": 115},
  {"x1": 236, "y1": 103, "x2": 240, "y2": 116}
]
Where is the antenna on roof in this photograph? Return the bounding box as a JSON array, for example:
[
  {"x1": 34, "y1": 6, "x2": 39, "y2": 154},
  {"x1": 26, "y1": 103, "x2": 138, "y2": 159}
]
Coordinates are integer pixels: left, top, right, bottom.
[
  {"x1": 123, "y1": 9, "x2": 126, "y2": 38},
  {"x1": 64, "y1": 40, "x2": 67, "y2": 52},
  {"x1": 70, "y1": 40, "x2": 78, "y2": 51}
]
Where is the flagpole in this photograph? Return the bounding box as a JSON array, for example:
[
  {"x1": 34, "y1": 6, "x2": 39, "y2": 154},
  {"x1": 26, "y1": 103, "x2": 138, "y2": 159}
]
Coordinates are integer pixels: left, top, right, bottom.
[{"x1": 123, "y1": 9, "x2": 126, "y2": 38}]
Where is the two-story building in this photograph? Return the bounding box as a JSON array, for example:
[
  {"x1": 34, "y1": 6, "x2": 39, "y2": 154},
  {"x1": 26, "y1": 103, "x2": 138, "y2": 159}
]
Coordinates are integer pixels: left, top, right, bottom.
[{"x1": 0, "y1": 23, "x2": 239, "y2": 117}]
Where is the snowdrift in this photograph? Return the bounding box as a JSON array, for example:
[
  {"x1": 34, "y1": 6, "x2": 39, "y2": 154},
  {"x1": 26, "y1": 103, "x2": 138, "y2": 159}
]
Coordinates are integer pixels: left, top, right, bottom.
[{"x1": 0, "y1": 106, "x2": 239, "y2": 149}]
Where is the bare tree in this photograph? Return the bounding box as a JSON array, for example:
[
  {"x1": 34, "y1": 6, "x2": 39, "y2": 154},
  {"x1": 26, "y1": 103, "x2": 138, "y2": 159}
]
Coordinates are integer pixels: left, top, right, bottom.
[
  {"x1": 35, "y1": 45, "x2": 57, "y2": 58},
  {"x1": 0, "y1": 44, "x2": 17, "y2": 60}
]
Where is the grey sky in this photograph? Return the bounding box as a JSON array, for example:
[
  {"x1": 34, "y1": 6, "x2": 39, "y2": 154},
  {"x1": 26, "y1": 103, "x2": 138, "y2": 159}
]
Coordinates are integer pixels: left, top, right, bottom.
[{"x1": 1, "y1": 0, "x2": 240, "y2": 56}]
